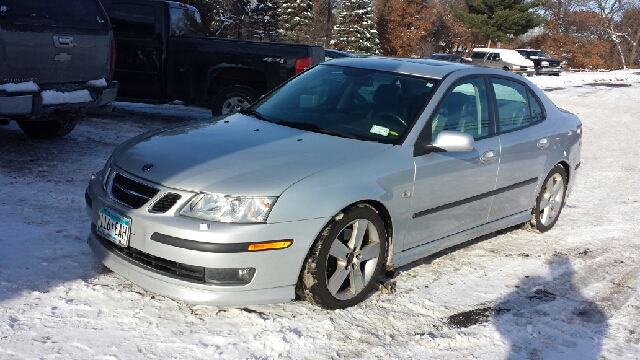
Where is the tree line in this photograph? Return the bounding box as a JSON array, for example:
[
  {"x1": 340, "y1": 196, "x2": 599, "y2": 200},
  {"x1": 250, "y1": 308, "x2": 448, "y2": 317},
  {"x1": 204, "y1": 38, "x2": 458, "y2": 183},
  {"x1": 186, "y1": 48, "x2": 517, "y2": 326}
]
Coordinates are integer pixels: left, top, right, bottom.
[{"x1": 181, "y1": 0, "x2": 640, "y2": 69}]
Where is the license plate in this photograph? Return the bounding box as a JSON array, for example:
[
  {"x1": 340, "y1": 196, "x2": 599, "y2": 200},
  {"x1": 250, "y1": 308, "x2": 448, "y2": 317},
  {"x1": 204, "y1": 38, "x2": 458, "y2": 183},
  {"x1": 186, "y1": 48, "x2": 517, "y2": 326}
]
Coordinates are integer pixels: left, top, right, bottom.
[{"x1": 98, "y1": 207, "x2": 131, "y2": 247}]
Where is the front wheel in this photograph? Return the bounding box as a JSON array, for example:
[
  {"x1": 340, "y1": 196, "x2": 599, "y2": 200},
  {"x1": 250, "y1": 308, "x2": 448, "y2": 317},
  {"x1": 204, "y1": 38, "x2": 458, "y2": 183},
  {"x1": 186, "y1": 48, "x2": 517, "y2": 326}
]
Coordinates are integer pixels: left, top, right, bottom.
[
  {"x1": 211, "y1": 86, "x2": 257, "y2": 116},
  {"x1": 530, "y1": 165, "x2": 567, "y2": 232},
  {"x1": 297, "y1": 204, "x2": 387, "y2": 309}
]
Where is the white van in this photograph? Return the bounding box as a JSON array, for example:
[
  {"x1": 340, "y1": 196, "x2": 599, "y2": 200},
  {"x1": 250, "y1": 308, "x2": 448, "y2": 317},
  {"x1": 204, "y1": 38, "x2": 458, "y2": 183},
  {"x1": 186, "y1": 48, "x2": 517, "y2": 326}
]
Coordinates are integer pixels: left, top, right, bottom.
[{"x1": 470, "y1": 48, "x2": 535, "y2": 76}]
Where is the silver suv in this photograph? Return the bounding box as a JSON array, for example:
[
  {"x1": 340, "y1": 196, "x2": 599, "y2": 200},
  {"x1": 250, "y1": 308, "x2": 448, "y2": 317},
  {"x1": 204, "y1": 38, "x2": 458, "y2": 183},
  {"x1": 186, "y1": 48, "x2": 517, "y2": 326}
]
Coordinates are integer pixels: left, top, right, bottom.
[{"x1": 0, "y1": 0, "x2": 118, "y2": 138}]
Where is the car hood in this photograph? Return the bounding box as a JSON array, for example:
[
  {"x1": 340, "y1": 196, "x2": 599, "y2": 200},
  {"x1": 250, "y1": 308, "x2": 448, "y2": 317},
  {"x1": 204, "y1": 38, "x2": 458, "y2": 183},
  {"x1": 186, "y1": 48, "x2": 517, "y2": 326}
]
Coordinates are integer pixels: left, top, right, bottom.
[
  {"x1": 505, "y1": 56, "x2": 535, "y2": 67},
  {"x1": 113, "y1": 114, "x2": 392, "y2": 196}
]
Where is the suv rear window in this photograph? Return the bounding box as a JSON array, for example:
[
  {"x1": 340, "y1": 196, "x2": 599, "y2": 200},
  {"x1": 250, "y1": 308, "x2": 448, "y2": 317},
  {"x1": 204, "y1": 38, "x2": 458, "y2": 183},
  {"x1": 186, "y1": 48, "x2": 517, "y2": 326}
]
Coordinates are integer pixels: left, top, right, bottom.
[{"x1": 0, "y1": 0, "x2": 106, "y2": 28}]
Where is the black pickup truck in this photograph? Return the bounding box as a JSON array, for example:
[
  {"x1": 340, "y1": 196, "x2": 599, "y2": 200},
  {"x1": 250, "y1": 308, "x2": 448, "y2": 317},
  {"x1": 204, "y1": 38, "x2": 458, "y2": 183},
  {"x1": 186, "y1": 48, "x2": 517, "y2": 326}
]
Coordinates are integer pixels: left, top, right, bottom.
[
  {"x1": 100, "y1": 0, "x2": 324, "y2": 115},
  {"x1": 516, "y1": 49, "x2": 564, "y2": 76}
]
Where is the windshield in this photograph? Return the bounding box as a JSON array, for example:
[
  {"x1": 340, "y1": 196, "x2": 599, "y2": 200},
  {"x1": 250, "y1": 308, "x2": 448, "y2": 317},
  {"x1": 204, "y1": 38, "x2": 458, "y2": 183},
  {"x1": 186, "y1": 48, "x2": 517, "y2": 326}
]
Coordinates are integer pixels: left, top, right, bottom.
[
  {"x1": 520, "y1": 50, "x2": 549, "y2": 58},
  {"x1": 251, "y1": 64, "x2": 438, "y2": 144}
]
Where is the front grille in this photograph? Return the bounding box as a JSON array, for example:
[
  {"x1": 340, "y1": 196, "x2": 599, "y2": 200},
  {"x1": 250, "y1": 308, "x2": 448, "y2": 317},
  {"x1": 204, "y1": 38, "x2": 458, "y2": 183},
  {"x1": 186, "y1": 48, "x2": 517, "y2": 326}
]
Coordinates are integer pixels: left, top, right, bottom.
[
  {"x1": 110, "y1": 172, "x2": 159, "y2": 209},
  {"x1": 92, "y1": 224, "x2": 205, "y2": 282},
  {"x1": 150, "y1": 193, "x2": 182, "y2": 213}
]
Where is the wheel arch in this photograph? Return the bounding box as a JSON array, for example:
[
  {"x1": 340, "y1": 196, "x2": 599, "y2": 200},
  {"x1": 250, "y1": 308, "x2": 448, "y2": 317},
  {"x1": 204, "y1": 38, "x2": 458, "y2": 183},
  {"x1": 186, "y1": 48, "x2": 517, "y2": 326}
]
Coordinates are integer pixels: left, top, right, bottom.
[
  {"x1": 207, "y1": 66, "x2": 268, "y2": 99},
  {"x1": 293, "y1": 199, "x2": 394, "y2": 303},
  {"x1": 555, "y1": 160, "x2": 571, "y2": 184}
]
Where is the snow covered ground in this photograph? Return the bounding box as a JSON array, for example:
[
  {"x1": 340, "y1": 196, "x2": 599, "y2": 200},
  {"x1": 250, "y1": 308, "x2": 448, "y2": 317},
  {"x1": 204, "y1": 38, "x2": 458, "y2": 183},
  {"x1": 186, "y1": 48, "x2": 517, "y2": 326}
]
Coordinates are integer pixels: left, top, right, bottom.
[{"x1": 1, "y1": 70, "x2": 639, "y2": 359}]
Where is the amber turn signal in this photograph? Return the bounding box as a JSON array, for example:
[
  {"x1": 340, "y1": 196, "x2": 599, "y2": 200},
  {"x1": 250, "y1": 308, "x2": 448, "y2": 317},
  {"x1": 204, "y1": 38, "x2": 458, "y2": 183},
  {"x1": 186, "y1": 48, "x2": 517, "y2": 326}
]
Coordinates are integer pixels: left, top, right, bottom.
[{"x1": 247, "y1": 240, "x2": 293, "y2": 251}]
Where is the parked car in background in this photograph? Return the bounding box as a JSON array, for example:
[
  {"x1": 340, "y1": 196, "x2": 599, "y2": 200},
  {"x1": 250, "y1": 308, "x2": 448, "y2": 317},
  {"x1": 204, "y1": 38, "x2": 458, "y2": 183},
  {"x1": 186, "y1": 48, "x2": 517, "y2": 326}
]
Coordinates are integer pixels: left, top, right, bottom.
[
  {"x1": 471, "y1": 48, "x2": 535, "y2": 76},
  {"x1": 426, "y1": 53, "x2": 472, "y2": 64},
  {"x1": 86, "y1": 57, "x2": 582, "y2": 309},
  {"x1": 100, "y1": 0, "x2": 323, "y2": 116},
  {"x1": 516, "y1": 49, "x2": 564, "y2": 76},
  {"x1": 0, "y1": 0, "x2": 118, "y2": 139},
  {"x1": 324, "y1": 49, "x2": 370, "y2": 61}
]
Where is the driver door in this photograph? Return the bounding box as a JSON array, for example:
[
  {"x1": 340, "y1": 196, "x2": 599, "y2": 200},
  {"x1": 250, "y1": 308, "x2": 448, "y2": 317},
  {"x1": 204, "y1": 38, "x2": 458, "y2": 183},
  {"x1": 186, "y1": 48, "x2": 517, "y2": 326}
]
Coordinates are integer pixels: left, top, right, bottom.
[{"x1": 402, "y1": 76, "x2": 500, "y2": 251}]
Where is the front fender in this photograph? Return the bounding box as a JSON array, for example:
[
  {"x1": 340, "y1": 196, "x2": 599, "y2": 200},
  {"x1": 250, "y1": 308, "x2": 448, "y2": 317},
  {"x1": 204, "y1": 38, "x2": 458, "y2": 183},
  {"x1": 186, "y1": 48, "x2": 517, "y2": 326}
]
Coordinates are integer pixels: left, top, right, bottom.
[{"x1": 267, "y1": 145, "x2": 416, "y2": 250}]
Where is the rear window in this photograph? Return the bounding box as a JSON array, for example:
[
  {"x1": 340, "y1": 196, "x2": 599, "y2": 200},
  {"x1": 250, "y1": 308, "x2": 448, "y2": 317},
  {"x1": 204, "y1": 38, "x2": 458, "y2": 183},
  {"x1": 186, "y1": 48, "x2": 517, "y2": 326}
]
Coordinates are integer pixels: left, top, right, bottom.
[
  {"x1": 471, "y1": 52, "x2": 487, "y2": 59},
  {"x1": 0, "y1": 0, "x2": 106, "y2": 28},
  {"x1": 109, "y1": 3, "x2": 156, "y2": 38}
]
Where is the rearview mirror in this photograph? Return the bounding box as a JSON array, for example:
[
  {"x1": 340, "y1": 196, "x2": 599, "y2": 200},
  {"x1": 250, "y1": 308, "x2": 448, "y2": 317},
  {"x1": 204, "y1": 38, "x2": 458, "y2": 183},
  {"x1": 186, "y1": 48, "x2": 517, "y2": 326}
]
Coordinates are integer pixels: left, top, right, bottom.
[{"x1": 414, "y1": 131, "x2": 474, "y2": 156}]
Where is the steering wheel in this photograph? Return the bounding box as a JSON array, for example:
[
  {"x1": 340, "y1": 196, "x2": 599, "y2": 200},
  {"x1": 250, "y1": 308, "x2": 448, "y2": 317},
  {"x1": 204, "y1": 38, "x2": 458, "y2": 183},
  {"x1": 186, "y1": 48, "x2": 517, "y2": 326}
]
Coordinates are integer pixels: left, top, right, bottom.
[
  {"x1": 352, "y1": 92, "x2": 366, "y2": 104},
  {"x1": 376, "y1": 111, "x2": 407, "y2": 126}
]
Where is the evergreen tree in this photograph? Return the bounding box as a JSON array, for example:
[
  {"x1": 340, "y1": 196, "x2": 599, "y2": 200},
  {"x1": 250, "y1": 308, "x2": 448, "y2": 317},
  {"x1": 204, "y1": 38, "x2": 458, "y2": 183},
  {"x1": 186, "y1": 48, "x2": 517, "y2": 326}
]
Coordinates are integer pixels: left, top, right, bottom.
[
  {"x1": 250, "y1": 0, "x2": 280, "y2": 41},
  {"x1": 278, "y1": 0, "x2": 314, "y2": 43},
  {"x1": 454, "y1": 0, "x2": 547, "y2": 46},
  {"x1": 331, "y1": 0, "x2": 381, "y2": 54}
]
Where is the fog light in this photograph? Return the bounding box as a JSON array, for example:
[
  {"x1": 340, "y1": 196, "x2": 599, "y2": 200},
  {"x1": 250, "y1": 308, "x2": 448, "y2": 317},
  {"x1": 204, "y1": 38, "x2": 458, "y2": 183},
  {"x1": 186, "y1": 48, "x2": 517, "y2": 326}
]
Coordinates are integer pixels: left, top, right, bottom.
[{"x1": 204, "y1": 267, "x2": 256, "y2": 285}]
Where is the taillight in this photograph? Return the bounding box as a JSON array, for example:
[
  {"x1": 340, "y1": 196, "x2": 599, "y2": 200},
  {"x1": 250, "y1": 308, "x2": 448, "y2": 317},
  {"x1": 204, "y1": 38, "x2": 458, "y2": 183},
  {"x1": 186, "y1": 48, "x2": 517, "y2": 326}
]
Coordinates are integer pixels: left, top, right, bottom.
[
  {"x1": 110, "y1": 40, "x2": 116, "y2": 78},
  {"x1": 295, "y1": 57, "x2": 311, "y2": 75},
  {"x1": 576, "y1": 126, "x2": 582, "y2": 145}
]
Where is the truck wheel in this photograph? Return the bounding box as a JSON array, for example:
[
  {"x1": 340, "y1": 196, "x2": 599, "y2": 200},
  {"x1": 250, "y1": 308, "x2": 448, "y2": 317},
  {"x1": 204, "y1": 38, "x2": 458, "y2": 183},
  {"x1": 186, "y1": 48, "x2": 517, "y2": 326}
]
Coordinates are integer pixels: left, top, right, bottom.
[
  {"x1": 211, "y1": 86, "x2": 258, "y2": 116},
  {"x1": 17, "y1": 115, "x2": 78, "y2": 139}
]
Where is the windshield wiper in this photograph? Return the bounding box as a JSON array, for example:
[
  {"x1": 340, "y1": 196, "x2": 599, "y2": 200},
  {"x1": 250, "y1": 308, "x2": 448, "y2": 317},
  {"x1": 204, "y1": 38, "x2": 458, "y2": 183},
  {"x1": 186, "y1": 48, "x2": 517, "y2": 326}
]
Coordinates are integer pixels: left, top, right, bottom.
[
  {"x1": 276, "y1": 121, "x2": 354, "y2": 139},
  {"x1": 239, "y1": 109, "x2": 272, "y2": 122}
]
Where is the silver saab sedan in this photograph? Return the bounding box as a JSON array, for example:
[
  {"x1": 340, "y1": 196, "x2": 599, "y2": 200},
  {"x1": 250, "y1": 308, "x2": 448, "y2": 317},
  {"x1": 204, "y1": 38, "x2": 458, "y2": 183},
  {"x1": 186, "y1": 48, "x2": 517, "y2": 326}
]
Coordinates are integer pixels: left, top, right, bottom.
[{"x1": 85, "y1": 57, "x2": 582, "y2": 309}]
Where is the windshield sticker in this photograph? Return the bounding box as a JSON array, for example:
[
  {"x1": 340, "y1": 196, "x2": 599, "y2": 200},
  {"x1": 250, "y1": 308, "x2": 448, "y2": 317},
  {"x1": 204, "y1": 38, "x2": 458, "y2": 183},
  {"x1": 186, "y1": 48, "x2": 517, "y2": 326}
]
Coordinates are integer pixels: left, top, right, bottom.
[{"x1": 370, "y1": 125, "x2": 390, "y2": 136}]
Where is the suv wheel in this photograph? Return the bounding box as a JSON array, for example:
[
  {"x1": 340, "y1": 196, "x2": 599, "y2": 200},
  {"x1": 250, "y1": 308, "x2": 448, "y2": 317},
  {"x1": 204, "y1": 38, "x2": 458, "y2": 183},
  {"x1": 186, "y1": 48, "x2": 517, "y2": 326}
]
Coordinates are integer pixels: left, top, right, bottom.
[{"x1": 17, "y1": 114, "x2": 79, "y2": 139}]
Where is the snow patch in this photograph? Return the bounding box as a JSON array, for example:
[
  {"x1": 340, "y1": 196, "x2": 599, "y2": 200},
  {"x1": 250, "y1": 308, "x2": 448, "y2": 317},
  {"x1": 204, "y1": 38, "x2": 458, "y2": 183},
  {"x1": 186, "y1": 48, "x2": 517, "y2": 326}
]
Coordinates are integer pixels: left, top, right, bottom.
[
  {"x1": 85, "y1": 79, "x2": 108, "y2": 88},
  {"x1": 41, "y1": 90, "x2": 93, "y2": 105},
  {"x1": 0, "y1": 81, "x2": 40, "y2": 93}
]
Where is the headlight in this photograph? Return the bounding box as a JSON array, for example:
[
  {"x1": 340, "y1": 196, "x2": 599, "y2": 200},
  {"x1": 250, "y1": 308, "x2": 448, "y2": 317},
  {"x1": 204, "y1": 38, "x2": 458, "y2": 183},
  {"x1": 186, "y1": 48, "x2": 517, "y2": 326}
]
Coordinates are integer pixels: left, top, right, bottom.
[
  {"x1": 512, "y1": 66, "x2": 520, "y2": 71},
  {"x1": 541, "y1": 61, "x2": 549, "y2": 67},
  {"x1": 180, "y1": 193, "x2": 277, "y2": 223}
]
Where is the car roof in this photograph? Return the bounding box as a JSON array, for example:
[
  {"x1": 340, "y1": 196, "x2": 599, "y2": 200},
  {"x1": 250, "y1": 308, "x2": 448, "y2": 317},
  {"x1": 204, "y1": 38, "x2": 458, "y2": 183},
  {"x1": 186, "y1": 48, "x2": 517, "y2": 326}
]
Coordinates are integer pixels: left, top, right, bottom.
[{"x1": 322, "y1": 57, "x2": 467, "y2": 79}]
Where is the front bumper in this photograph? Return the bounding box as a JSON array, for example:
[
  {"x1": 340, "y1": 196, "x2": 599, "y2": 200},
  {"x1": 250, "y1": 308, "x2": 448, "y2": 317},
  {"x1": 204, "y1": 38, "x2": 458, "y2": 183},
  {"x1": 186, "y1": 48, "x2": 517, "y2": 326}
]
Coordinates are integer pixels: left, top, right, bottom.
[
  {"x1": 0, "y1": 80, "x2": 118, "y2": 118},
  {"x1": 85, "y1": 169, "x2": 329, "y2": 306},
  {"x1": 513, "y1": 68, "x2": 536, "y2": 76},
  {"x1": 536, "y1": 66, "x2": 564, "y2": 75}
]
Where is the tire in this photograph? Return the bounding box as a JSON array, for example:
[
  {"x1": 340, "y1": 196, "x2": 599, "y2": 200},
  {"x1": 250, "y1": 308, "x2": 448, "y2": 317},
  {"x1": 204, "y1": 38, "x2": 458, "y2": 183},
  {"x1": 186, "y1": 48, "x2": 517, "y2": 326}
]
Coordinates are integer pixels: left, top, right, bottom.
[
  {"x1": 211, "y1": 86, "x2": 258, "y2": 116},
  {"x1": 530, "y1": 165, "x2": 567, "y2": 233},
  {"x1": 297, "y1": 203, "x2": 388, "y2": 309},
  {"x1": 17, "y1": 115, "x2": 77, "y2": 139}
]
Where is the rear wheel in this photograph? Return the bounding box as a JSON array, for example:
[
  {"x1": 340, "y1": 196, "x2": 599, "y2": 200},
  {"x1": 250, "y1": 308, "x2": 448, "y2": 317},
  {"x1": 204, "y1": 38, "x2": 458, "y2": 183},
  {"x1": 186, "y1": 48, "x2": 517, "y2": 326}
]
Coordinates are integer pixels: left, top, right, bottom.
[
  {"x1": 297, "y1": 204, "x2": 387, "y2": 309},
  {"x1": 17, "y1": 114, "x2": 78, "y2": 139},
  {"x1": 530, "y1": 165, "x2": 567, "y2": 232},
  {"x1": 211, "y1": 86, "x2": 257, "y2": 116}
]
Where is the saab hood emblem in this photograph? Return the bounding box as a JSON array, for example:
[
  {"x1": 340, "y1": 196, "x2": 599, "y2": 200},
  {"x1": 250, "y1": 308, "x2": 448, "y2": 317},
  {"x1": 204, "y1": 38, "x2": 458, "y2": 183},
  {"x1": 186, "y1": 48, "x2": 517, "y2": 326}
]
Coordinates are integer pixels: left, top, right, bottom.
[
  {"x1": 141, "y1": 163, "x2": 154, "y2": 171},
  {"x1": 54, "y1": 53, "x2": 72, "y2": 62}
]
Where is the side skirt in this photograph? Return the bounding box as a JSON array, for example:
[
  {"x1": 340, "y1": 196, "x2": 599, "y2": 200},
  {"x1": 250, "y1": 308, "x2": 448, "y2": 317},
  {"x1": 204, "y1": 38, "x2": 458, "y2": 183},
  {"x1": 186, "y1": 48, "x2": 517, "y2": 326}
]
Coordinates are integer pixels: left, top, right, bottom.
[{"x1": 391, "y1": 211, "x2": 532, "y2": 268}]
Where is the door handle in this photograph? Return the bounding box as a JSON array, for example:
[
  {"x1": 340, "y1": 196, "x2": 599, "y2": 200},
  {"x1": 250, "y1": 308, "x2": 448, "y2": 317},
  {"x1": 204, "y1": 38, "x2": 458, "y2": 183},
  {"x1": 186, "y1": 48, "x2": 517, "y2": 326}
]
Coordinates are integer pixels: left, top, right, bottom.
[
  {"x1": 537, "y1": 138, "x2": 549, "y2": 149},
  {"x1": 53, "y1": 36, "x2": 74, "y2": 48},
  {"x1": 479, "y1": 150, "x2": 497, "y2": 164}
]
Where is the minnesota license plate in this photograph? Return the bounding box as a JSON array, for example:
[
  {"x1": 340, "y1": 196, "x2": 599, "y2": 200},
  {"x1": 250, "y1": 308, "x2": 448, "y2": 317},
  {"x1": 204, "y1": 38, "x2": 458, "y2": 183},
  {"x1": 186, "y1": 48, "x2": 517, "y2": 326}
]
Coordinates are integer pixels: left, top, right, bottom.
[{"x1": 98, "y1": 207, "x2": 131, "y2": 247}]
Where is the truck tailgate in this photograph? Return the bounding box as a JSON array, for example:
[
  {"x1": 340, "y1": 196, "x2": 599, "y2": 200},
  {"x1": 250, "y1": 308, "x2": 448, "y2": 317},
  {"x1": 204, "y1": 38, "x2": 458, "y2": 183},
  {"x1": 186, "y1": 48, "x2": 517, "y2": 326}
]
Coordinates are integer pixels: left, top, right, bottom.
[{"x1": 0, "y1": 0, "x2": 111, "y2": 86}]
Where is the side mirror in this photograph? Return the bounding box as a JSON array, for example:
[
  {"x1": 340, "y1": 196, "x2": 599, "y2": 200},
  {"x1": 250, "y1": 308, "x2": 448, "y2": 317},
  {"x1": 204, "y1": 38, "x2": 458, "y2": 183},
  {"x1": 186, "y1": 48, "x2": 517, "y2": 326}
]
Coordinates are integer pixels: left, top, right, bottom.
[{"x1": 414, "y1": 131, "x2": 474, "y2": 157}]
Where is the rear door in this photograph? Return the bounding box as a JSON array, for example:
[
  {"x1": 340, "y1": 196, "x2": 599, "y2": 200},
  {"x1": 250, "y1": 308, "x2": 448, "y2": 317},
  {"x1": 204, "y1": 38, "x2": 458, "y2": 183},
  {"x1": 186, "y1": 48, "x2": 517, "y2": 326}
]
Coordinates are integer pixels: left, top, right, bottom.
[
  {"x1": 487, "y1": 76, "x2": 551, "y2": 222},
  {"x1": 0, "y1": 0, "x2": 111, "y2": 86}
]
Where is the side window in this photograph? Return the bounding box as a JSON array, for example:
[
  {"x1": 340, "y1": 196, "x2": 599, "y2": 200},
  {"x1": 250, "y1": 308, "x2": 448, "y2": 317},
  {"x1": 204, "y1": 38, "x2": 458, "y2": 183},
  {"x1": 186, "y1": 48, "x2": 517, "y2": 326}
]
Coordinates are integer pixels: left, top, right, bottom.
[
  {"x1": 431, "y1": 77, "x2": 490, "y2": 141},
  {"x1": 528, "y1": 89, "x2": 544, "y2": 122},
  {"x1": 492, "y1": 78, "x2": 540, "y2": 132},
  {"x1": 110, "y1": 3, "x2": 156, "y2": 39},
  {"x1": 170, "y1": 8, "x2": 202, "y2": 36}
]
